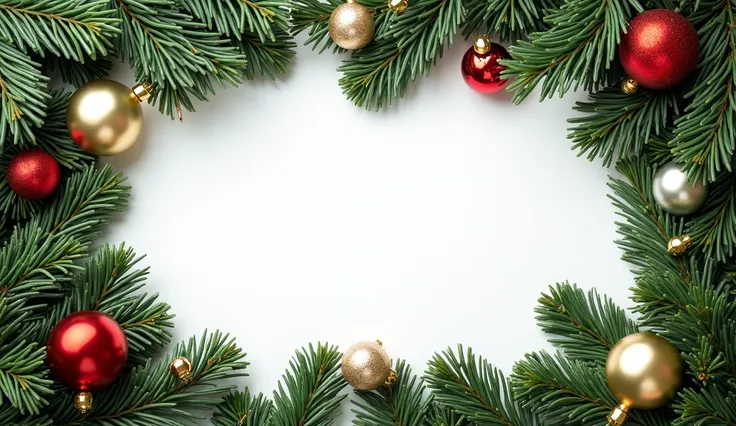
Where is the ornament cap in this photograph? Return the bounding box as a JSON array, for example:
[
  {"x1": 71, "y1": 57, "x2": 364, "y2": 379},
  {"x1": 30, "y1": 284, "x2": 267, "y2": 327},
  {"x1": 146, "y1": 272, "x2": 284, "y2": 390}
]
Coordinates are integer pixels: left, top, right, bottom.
[
  {"x1": 170, "y1": 356, "x2": 193, "y2": 383},
  {"x1": 668, "y1": 234, "x2": 693, "y2": 256},
  {"x1": 606, "y1": 403, "x2": 629, "y2": 426},
  {"x1": 621, "y1": 78, "x2": 638, "y2": 95},
  {"x1": 132, "y1": 82, "x2": 154, "y2": 102},
  {"x1": 473, "y1": 34, "x2": 491, "y2": 55},
  {"x1": 387, "y1": 0, "x2": 407, "y2": 13},
  {"x1": 74, "y1": 392, "x2": 93, "y2": 414}
]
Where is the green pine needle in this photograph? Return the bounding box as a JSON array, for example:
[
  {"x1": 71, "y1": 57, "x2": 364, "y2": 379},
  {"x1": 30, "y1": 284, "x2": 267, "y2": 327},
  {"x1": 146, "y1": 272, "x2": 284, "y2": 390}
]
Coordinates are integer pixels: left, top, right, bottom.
[
  {"x1": 212, "y1": 389, "x2": 273, "y2": 426},
  {"x1": 675, "y1": 386, "x2": 736, "y2": 425},
  {"x1": 44, "y1": 55, "x2": 114, "y2": 88},
  {"x1": 236, "y1": 28, "x2": 297, "y2": 80},
  {"x1": 687, "y1": 167, "x2": 736, "y2": 262},
  {"x1": 0, "y1": 340, "x2": 53, "y2": 415},
  {"x1": 461, "y1": 0, "x2": 563, "y2": 42},
  {"x1": 180, "y1": 0, "x2": 291, "y2": 42},
  {"x1": 425, "y1": 345, "x2": 538, "y2": 425}
]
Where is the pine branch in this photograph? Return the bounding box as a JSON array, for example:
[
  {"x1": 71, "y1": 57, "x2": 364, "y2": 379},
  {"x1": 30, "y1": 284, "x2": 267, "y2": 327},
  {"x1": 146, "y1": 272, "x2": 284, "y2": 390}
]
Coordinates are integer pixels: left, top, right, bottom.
[
  {"x1": 0, "y1": 338, "x2": 53, "y2": 415},
  {"x1": 0, "y1": 407, "x2": 52, "y2": 426},
  {"x1": 180, "y1": 0, "x2": 291, "y2": 42},
  {"x1": 687, "y1": 167, "x2": 736, "y2": 262},
  {"x1": 112, "y1": 0, "x2": 246, "y2": 119},
  {"x1": 501, "y1": 0, "x2": 642, "y2": 104},
  {"x1": 47, "y1": 330, "x2": 248, "y2": 425},
  {"x1": 212, "y1": 389, "x2": 273, "y2": 426},
  {"x1": 426, "y1": 404, "x2": 468, "y2": 426},
  {"x1": 512, "y1": 351, "x2": 671, "y2": 426},
  {"x1": 236, "y1": 28, "x2": 297, "y2": 79},
  {"x1": 461, "y1": 0, "x2": 563, "y2": 42},
  {"x1": 0, "y1": 41, "x2": 50, "y2": 146},
  {"x1": 44, "y1": 55, "x2": 114, "y2": 88},
  {"x1": 0, "y1": 0, "x2": 119, "y2": 60},
  {"x1": 351, "y1": 359, "x2": 433, "y2": 426},
  {"x1": 671, "y1": 1, "x2": 736, "y2": 182},
  {"x1": 425, "y1": 345, "x2": 538, "y2": 425},
  {"x1": 535, "y1": 282, "x2": 638, "y2": 367},
  {"x1": 338, "y1": 0, "x2": 464, "y2": 110},
  {"x1": 568, "y1": 86, "x2": 678, "y2": 167},
  {"x1": 270, "y1": 342, "x2": 346, "y2": 426},
  {"x1": 675, "y1": 385, "x2": 736, "y2": 425}
]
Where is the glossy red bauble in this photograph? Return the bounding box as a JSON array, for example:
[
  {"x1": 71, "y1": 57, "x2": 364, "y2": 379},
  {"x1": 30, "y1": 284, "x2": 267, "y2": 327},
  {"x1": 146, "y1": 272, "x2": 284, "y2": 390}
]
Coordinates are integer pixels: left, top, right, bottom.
[
  {"x1": 6, "y1": 149, "x2": 61, "y2": 200},
  {"x1": 619, "y1": 9, "x2": 700, "y2": 90},
  {"x1": 461, "y1": 41, "x2": 511, "y2": 94},
  {"x1": 46, "y1": 311, "x2": 128, "y2": 392}
]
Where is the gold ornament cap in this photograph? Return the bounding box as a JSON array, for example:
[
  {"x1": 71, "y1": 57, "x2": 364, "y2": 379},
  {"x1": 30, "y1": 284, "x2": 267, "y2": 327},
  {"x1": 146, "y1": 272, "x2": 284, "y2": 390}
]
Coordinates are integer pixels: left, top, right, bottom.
[
  {"x1": 606, "y1": 403, "x2": 629, "y2": 426},
  {"x1": 132, "y1": 82, "x2": 154, "y2": 102},
  {"x1": 388, "y1": 0, "x2": 407, "y2": 13},
  {"x1": 621, "y1": 77, "x2": 638, "y2": 95},
  {"x1": 74, "y1": 391, "x2": 93, "y2": 414},
  {"x1": 170, "y1": 356, "x2": 193, "y2": 383},
  {"x1": 667, "y1": 234, "x2": 692, "y2": 256},
  {"x1": 473, "y1": 34, "x2": 491, "y2": 55},
  {"x1": 605, "y1": 332, "x2": 683, "y2": 410},
  {"x1": 342, "y1": 340, "x2": 392, "y2": 390}
]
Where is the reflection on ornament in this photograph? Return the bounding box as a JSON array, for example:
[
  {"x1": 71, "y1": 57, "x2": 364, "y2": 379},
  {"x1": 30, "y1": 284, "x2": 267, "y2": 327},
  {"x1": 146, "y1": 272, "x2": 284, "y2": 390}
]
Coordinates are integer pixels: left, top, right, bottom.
[
  {"x1": 329, "y1": 0, "x2": 374, "y2": 50},
  {"x1": 652, "y1": 162, "x2": 707, "y2": 216},
  {"x1": 461, "y1": 35, "x2": 510, "y2": 94}
]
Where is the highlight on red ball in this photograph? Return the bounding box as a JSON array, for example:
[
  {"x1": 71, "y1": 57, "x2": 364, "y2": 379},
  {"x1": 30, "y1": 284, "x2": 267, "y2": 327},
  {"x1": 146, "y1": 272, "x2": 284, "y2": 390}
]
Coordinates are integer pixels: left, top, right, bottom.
[
  {"x1": 461, "y1": 36, "x2": 511, "y2": 95},
  {"x1": 6, "y1": 149, "x2": 61, "y2": 201}
]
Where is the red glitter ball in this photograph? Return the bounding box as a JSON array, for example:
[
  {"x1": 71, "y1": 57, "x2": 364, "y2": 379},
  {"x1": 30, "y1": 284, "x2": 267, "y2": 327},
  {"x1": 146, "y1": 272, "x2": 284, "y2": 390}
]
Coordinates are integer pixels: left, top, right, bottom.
[
  {"x1": 461, "y1": 42, "x2": 511, "y2": 94},
  {"x1": 619, "y1": 9, "x2": 700, "y2": 90},
  {"x1": 7, "y1": 149, "x2": 61, "y2": 200}
]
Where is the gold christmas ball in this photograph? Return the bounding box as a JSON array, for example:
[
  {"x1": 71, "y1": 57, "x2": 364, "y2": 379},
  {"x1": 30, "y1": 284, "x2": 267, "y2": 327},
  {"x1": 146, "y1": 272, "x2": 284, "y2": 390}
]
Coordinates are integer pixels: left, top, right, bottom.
[
  {"x1": 342, "y1": 340, "x2": 391, "y2": 390},
  {"x1": 667, "y1": 234, "x2": 692, "y2": 256},
  {"x1": 67, "y1": 80, "x2": 151, "y2": 156},
  {"x1": 606, "y1": 333, "x2": 683, "y2": 410},
  {"x1": 388, "y1": 0, "x2": 408, "y2": 13},
  {"x1": 329, "y1": 0, "x2": 374, "y2": 50}
]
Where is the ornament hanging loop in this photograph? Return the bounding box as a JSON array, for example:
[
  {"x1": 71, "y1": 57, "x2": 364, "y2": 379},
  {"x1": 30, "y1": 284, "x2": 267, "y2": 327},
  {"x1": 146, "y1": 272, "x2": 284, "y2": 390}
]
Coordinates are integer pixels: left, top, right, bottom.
[
  {"x1": 621, "y1": 78, "x2": 638, "y2": 95},
  {"x1": 473, "y1": 34, "x2": 491, "y2": 54}
]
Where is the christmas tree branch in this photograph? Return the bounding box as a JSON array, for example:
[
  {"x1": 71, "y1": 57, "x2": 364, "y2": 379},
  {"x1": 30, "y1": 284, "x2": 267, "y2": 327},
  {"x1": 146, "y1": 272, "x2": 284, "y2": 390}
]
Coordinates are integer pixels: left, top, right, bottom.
[
  {"x1": 0, "y1": 338, "x2": 53, "y2": 415},
  {"x1": 0, "y1": 407, "x2": 52, "y2": 426},
  {"x1": 501, "y1": 0, "x2": 641, "y2": 104},
  {"x1": 351, "y1": 360, "x2": 433, "y2": 426},
  {"x1": 675, "y1": 386, "x2": 736, "y2": 425},
  {"x1": 512, "y1": 351, "x2": 670, "y2": 425},
  {"x1": 180, "y1": 0, "x2": 291, "y2": 42},
  {"x1": 236, "y1": 28, "x2": 297, "y2": 79},
  {"x1": 270, "y1": 342, "x2": 346, "y2": 426},
  {"x1": 337, "y1": 0, "x2": 463, "y2": 110},
  {"x1": 44, "y1": 55, "x2": 114, "y2": 88},
  {"x1": 212, "y1": 389, "x2": 273, "y2": 426},
  {"x1": 427, "y1": 404, "x2": 468, "y2": 426},
  {"x1": 47, "y1": 330, "x2": 248, "y2": 425},
  {"x1": 461, "y1": 0, "x2": 563, "y2": 42},
  {"x1": 568, "y1": 86, "x2": 678, "y2": 167},
  {"x1": 535, "y1": 282, "x2": 638, "y2": 367},
  {"x1": 0, "y1": 41, "x2": 50, "y2": 146},
  {"x1": 672, "y1": 1, "x2": 736, "y2": 182},
  {"x1": 425, "y1": 345, "x2": 538, "y2": 425},
  {"x1": 687, "y1": 167, "x2": 736, "y2": 262}
]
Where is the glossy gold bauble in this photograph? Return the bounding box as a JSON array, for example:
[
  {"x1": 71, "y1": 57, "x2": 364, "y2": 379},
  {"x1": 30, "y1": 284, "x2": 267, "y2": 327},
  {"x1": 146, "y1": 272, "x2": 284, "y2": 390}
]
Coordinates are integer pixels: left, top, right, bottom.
[
  {"x1": 329, "y1": 0, "x2": 374, "y2": 50},
  {"x1": 170, "y1": 356, "x2": 193, "y2": 383},
  {"x1": 67, "y1": 80, "x2": 152, "y2": 156},
  {"x1": 606, "y1": 333, "x2": 683, "y2": 411},
  {"x1": 667, "y1": 234, "x2": 692, "y2": 256},
  {"x1": 342, "y1": 340, "x2": 391, "y2": 390}
]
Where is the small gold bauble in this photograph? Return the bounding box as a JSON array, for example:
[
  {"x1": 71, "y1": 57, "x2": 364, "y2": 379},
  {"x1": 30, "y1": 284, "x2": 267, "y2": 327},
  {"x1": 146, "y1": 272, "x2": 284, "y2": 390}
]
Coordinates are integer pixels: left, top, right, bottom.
[
  {"x1": 329, "y1": 0, "x2": 375, "y2": 50},
  {"x1": 473, "y1": 34, "x2": 491, "y2": 55},
  {"x1": 606, "y1": 333, "x2": 682, "y2": 415},
  {"x1": 66, "y1": 80, "x2": 149, "y2": 156},
  {"x1": 387, "y1": 0, "x2": 408, "y2": 14},
  {"x1": 170, "y1": 356, "x2": 193, "y2": 383},
  {"x1": 342, "y1": 340, "x2": 392, "y2": 390},
  {"x1": 621, "y1": 77, "x2": 639, "y2": 95},
  {"x1": 667, "y1": 234, "x2": 692, "y2": 256},
  {"x1": 74, "y1": 391, "x2": 93, "y2": 413}
]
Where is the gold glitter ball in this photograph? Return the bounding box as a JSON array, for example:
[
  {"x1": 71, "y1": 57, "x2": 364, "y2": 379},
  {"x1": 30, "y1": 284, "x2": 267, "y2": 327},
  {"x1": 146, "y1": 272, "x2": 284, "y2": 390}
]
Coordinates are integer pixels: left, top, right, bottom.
[
  {"x1": 342, "y1": 341, "x2": 391, "y2": 390},
  {"x1": 667, "y1": 234, "x2": 692, "y2": 256},
  {"x1": 329, "y1": 0, "x2": 374, "y2": 50}
]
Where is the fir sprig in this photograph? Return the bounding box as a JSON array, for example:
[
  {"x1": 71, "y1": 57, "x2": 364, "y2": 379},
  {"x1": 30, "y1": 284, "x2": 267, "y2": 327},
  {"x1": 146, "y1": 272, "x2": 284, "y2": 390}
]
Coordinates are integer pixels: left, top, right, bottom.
[
  {"x1": 236, "y1": 28, "x2": 297, "y2": 79},
  {"x1": 212, "y1": 389, "x2": 273, "y2": 426},
  {"x1": 687, "y1": 167, "x2": 736, "y2": 262},
  {"x1": 461, "y1": 0, "x2": 563, "y2": 42},
  {"x1": 676, "y1": 385, "x2": 736, "y2": 424},
  {"x1": 0, "y1": 340, "x2": 53, "y2": 415},
  {"x1": 501, "y1": 0, "x2": 642, "y2": 104},
  {"x1": 44, "y1": 55, "x2": 114, "y2": 88},
  {"x1": 425, "y1": 345, "x2": 538, "y2": 425},
  {"x1": 181, "y1": 0, "x2": 291, "y2": 42}
]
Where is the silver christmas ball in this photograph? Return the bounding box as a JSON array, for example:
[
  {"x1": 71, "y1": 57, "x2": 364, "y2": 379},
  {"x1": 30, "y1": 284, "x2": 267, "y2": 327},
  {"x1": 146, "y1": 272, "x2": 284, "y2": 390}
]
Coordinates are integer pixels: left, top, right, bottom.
[{"x1": 652, "y1": 162, "x2": 707, "y2": 216}]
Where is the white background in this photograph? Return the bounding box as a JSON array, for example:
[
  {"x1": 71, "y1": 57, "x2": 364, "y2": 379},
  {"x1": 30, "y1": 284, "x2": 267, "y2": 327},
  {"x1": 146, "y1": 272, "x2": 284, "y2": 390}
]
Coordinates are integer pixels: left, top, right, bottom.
[{"x1": 103, "y1": 35, "x2": 635, "y2": 422}]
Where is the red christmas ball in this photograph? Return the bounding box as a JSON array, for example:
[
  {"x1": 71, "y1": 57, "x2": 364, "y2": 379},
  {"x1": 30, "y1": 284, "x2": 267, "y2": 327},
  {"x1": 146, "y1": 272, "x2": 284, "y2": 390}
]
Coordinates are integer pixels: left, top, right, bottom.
[
  {"x1": 619, "y1": 9, "x2": 700, "y2": 90},
  {"x1": 6, "y1": 149, "x2": 61, "y2": 200},
  {"x1": 461, "y1": 36, "x2": 510, "y2": 94},
  {"x1": 46, "y1": 311, "x2": 128, "y2": 392}
]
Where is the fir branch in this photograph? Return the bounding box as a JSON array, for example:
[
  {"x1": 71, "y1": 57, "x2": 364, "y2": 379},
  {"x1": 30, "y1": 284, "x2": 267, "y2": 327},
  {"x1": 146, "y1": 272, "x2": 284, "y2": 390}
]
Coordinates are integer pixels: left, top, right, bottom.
[
  {"x1": 461, "y1": 0, "x2": 563, "y2": 42},
  {"x1": 675, "y1": 385, "x2": 736, "y2": 425},
  {"x1": 236, "y1": 28, "x2": 297, "y2": 79},
  {"x1": 671, "y1": 1, "x2": 736, "y2": 182},
  {"x1": 180, "y1": 0, "x2": 291, "y2": 42},
  {"x1": 512, "y1": 351, "x2": 670, "y2": 426},
  {"x1": 44, "y1": 55, "x2": 114, "y2": 88},
  {"x1": 425, "y1": 345, "x2": 538, "y2": 425},
  {"x1": 536, "y1": 282, "x2": 638, "y2": 367},
  {"x1": 338, "y1": 0, "x2": 464, "y2": 110},
  {"x1": 501, "y1": 0, "x2": 642, "y2": 104},
  {"x1": 687, "y1": 167, "x2": 736, "y2": 262},
  {"x1": 212, "y1": 389, "x2": 273, "y2": 426},
  {"x1": 0, "y1": 339, "x2": 53, "y2": 415},
  {"x1": 568, "y1": 86, "x2": 678, "y2": 167},
  {"x1": 270, "y1": 342, "x2": 346, "y2": 426},
  {"x1": 48, "y1": 330, "x2": 248, "y2": 425},
  {"x1": 0, "y1": 0, "x2": 119, "y2": 60},
  {"x1": 426, "y1": 404, "x2": 468, "y2": 426},
  {"x1": 0, "y1": 41, "x2": 50, "y2": 146},
  {"x1": 0, "y1": 407, "x2": 52, "y2": 426},
  {"x1": 351, "y1": 359, "x2": 433, "y2": 426}
]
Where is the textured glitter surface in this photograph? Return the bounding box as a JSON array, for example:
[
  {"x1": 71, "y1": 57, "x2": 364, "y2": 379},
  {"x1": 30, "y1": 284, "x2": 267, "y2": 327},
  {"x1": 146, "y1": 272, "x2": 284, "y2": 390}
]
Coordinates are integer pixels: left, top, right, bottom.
[
  {"x1": 341, "y1": 341, "x2": 391, "y2": 390},
  {"x1": 619, "y1": 9, "x2": 700, "y2": 89},
  {"x1": 461, "y1": 42, "x2": 511, "y2": 94},
  {"x1": 7, "y1": 149, "x2": 61, "y2": 200},
  {"x1": 328, "y1": 2, "x2": 374, "y2": 50}
]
